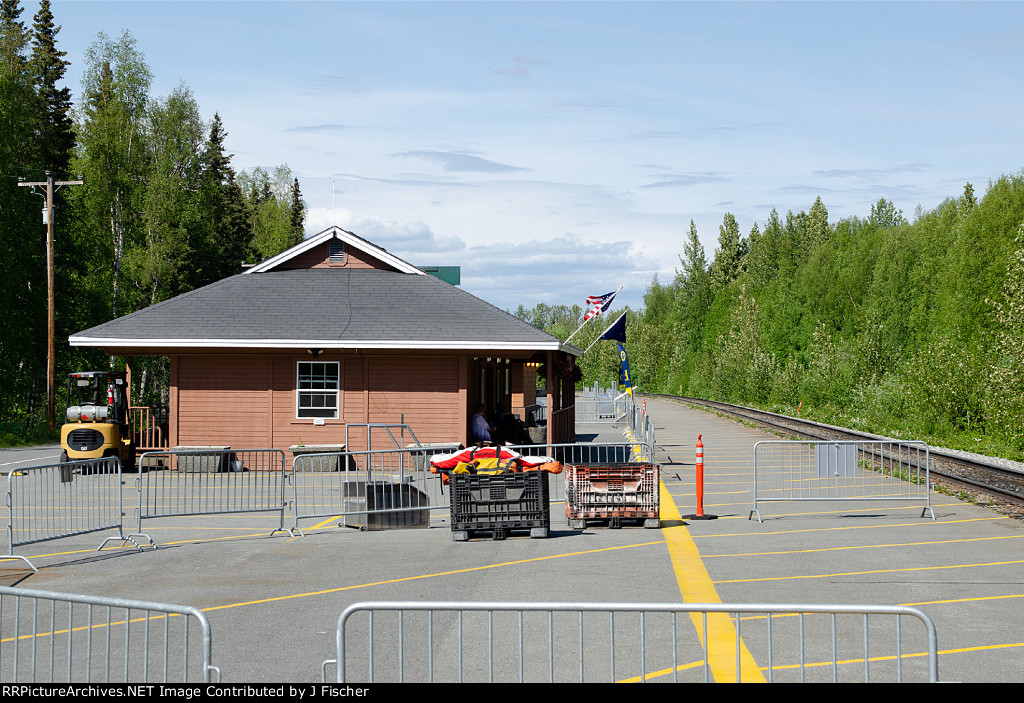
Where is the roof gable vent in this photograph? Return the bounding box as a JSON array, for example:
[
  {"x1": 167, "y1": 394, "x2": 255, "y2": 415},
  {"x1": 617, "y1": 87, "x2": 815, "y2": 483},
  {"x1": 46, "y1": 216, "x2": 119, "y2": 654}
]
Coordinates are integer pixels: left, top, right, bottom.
[{"x1": 329, "y1": 240, "x2": 345, "y2": 263}]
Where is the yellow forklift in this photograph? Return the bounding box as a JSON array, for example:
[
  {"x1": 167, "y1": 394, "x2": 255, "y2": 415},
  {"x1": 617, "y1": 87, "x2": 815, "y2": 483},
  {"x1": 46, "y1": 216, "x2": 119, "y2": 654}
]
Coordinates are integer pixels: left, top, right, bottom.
[{"x1": 59, "y1": 371, "x2": 135, "y2": 471}]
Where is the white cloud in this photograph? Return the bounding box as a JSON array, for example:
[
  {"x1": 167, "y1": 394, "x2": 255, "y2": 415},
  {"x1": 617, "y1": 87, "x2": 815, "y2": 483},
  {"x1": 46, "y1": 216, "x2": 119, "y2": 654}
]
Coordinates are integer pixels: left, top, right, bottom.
[
  {"x1": 395, "y1": 150, "x2": 530, "y2": 173},
  {"x1": 305, "y1": 207, "x2": 464, "y2": 255}
]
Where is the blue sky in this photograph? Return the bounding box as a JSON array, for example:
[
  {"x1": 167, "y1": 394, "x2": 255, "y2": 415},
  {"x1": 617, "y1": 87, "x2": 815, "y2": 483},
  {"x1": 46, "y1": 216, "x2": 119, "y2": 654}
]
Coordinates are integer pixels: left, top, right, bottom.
[{"x1": 48, "y1": 0, "x2": 1024, "y2": 313}]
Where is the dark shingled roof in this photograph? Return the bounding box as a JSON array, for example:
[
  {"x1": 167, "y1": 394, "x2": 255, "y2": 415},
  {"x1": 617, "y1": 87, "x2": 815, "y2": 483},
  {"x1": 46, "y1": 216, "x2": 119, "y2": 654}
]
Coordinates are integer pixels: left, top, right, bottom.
[{"x1": 70, "y1": 268, "x2": 577, "y2": 353}]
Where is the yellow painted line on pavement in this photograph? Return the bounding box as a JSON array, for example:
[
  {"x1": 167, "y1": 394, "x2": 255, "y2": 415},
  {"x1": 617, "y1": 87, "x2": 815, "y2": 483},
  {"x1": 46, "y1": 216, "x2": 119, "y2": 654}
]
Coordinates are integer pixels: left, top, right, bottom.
[
  {"x1": 618, "y1": 658, "x2": 706, "y2": 683},
  {"x1": 762, "y1": 641, "x2": 1024, "y2": 675},
  {"x1": 701, "y1": 533, "x2": 1024, "y2": 558},
  {"x1": 696, "y1": 516, "x2": 1009, "y2": 539},
  {"x1": 735, "y1": 592, "x2": 1024, "y2": 625},
  {"x1": 934, "y1": 641, "x2": 1024, "y2": 657},
  {"x1": 624, "y1": 640, "x2": 1024, "y2": 681},
  {"x1": 715, "y1": 559, "x2": 1024, "y2": 584},
  {"x1": 197, "y1": 539, "x2": 665, "y2": 612},
  {"x1": 659, "y1": 481, "x2": 765, "y2": 683},
  {"x1": 905, "y1": 592, "x2": 1024, "y2": 607},
  {"x1": 0, "y1": 531, "x2": 276, "y2": 563}
]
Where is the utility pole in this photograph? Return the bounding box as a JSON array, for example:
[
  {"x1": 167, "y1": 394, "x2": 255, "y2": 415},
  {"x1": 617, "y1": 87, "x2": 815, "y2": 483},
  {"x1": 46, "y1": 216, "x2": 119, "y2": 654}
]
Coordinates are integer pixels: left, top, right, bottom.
[{"x1": 18, "y1": 171, "x2": 84, "y2": 432}]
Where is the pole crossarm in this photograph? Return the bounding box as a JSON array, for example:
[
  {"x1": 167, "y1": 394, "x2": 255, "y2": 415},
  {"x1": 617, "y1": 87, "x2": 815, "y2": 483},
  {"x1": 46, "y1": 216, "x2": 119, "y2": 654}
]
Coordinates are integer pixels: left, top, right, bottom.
[{"x1": 17, "y1": 179, "x2": 84, "y2": 187}]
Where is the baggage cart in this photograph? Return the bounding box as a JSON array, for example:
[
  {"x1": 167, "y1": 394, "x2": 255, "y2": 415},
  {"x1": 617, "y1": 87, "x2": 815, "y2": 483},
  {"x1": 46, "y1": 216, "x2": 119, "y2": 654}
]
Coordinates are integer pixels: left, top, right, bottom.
[{"x1": 565, "y1": 462, "x2": 660, "y2": 529}]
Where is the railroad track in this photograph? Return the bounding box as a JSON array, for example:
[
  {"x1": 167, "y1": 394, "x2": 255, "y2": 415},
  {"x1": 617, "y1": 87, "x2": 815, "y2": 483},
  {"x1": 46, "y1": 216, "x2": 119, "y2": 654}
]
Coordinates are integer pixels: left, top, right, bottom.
[{"x1": 646, "y1": 394, "x2": 1024, "y2": 519}]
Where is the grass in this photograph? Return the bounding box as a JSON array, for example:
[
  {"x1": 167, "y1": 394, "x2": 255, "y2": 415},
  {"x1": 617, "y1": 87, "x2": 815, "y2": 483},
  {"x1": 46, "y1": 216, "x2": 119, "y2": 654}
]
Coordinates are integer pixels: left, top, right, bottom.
[{"x1": 0, "y1": 422, "x2": 59, "y2": 448}]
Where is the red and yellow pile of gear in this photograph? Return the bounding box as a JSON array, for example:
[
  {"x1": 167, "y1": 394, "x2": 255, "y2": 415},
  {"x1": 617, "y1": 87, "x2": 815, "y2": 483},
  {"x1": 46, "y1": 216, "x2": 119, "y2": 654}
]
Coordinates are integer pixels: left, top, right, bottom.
[{"x1": 429, "y1": 445, "x2": 562, "y2": 483}]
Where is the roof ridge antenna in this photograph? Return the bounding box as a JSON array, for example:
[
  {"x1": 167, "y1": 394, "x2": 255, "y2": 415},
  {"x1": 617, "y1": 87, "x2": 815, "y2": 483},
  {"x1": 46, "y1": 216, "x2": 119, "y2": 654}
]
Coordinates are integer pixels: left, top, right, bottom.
[{"x1": 332, "y1": 180, "x2": 336, "y2": 226}]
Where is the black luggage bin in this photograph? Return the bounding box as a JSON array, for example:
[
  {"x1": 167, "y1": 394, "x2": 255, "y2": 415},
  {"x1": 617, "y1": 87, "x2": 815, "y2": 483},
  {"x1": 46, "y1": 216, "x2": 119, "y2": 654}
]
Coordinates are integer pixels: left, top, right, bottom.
[{"x1": 448, "y1": 471, "x2": 550, "y2": 541}]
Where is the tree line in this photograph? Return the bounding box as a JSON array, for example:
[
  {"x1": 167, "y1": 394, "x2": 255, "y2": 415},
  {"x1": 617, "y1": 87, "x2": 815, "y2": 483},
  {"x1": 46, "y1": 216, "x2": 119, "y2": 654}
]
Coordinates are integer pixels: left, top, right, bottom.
[
  {"x1": 0, "y1": 0, "x2": 305, "y2": 439},
  {"x1": 519, "y1": 178, "x2": 1024, "y2": 461}
]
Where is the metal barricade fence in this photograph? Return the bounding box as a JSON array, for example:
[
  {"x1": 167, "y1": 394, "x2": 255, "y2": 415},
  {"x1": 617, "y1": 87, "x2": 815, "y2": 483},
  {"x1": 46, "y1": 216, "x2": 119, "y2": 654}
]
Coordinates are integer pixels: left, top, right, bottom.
[
  {"x1": 627, "y1": 405, "x2": 655, "y2": 461},
  {"x1": 136, "y1": 449, "x2": 292, "y2": 536},
  {"x1": 4, "y1": 458, "x2": 150, "y2": 572},
  {"x1": 345, "y1": 422, "x2": 422, "y2": 452},
  {"x1": 0, "y1": 585, "x2": 219, "y2": 683},
  {"x1": 574, "y1": 395, "x2": 626, "y2": 423},
  {"x1": 290, "y1": 445, "x2": 458, "y2": 533},
  {"x1": 750, "y1": 440, "x2": 935, "y2": 522},
  {"x1": 323, "y1": 601, "x2": 939, "y2": 683}
]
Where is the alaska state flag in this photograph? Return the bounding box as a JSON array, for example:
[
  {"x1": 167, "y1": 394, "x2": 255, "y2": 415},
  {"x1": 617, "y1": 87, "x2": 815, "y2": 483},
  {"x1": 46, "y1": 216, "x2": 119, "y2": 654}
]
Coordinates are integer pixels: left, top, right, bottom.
[{"x1": 598, "y1": 312, "x2": 627, "y2": 343}]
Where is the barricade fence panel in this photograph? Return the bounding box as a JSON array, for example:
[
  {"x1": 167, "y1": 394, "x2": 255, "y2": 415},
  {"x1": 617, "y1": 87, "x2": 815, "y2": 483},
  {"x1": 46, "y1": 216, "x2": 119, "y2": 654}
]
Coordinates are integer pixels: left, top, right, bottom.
[
  {"x1": 324, "y1": 601, "x2": 939, "y2": 683},
  {"x1": 0, "y1": 586, "x2": 218, "y2": 683},
  {"x1": 291, "y1": 445, "x2": 457, "y2": 532},
  {"x1": 344, "y1": 422, "x2": 422, "y2": 453},
  {"x1": 6, "y1": 458, "x2": 121, "y2": 550},
  {"x1": 507, "y1": 441, "x2": 641, "y2": 465},
  {"x1": 607, "y1": 397, "x2": 654, "y2": 461},
  {"x1": 136, "y1": 449, "x2": 290, "y2": 535},
  {"x1": 574, "y1": 396, "x2": 627, "y2": 423},
  {"x1": 4, "y1": 458, "x2": 146, "y2": 571},
  {"x1": 750, "y1": 440, "x2": 935, "y2": 522}
]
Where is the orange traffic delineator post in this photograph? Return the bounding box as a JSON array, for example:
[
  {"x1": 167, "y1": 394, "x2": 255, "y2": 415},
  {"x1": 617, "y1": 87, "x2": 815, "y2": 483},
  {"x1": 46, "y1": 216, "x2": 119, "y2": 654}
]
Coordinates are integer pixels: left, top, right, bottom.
[{"x1": 683, "y1": 434, "x2": 717, "y2": 520}]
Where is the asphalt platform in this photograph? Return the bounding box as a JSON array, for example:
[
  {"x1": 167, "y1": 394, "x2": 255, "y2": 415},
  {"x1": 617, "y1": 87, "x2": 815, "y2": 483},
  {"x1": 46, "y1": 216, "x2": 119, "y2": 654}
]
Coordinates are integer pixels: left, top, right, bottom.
[{"x1": 1, "y1": 396, "x2": 1022, "y2": 683}]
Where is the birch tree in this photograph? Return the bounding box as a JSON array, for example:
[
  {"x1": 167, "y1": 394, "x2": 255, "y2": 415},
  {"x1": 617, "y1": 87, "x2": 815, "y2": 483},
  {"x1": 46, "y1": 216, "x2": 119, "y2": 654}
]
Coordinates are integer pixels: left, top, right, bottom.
[{"x1": 74, "y1": 30, "x2": 151, "y2": 319}]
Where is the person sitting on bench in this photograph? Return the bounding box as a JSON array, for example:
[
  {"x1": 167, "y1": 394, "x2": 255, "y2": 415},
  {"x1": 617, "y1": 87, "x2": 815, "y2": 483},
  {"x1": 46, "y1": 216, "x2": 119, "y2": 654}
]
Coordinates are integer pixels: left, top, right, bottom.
[{"x1": 471, "y1": 403, "x2": 496, "y2": 444}]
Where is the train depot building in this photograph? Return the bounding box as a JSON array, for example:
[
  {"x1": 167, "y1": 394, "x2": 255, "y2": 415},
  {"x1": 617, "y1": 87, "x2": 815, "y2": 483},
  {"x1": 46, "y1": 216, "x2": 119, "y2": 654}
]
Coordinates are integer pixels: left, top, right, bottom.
[{"x1": 69, "y1": 227, "x2": 580, "y2": 457}]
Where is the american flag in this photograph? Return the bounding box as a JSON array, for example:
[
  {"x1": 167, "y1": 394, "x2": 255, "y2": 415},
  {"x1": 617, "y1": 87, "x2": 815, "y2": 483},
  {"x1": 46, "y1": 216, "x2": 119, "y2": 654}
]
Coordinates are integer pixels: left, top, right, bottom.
[{"x1": 583, "y1": 290, "x2": 617, "y2": 321}]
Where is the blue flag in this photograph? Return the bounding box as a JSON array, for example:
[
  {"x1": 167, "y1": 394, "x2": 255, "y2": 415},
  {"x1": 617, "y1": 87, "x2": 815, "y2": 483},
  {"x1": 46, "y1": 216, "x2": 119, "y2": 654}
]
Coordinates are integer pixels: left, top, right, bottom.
[
  {"x1": 599, "y1": 312, "x2": 627, "y2": 343},
  {"x1": 617, "y1": 342, "x2": 633, "y2": 395}
]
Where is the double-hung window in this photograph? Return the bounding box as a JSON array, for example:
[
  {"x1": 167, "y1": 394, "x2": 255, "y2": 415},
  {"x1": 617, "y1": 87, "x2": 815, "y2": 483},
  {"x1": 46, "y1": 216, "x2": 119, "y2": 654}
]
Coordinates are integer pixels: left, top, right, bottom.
[{"x1": 297, "y1": 361, "x2": 339, "y2": 419}]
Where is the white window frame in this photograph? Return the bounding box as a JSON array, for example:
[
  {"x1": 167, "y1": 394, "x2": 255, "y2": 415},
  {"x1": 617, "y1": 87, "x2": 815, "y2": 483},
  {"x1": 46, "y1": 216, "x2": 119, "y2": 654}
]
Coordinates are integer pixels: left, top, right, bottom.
[{"x1": 296, "y1": 361, "x2": 340, "y2": 420}]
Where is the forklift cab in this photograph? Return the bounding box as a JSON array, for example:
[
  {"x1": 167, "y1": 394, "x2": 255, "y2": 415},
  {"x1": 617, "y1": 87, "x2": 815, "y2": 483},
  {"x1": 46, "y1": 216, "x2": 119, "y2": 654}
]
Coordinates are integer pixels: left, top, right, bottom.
[{"x1": 59, "y1": 371, "x2": 134, "y2": 470}]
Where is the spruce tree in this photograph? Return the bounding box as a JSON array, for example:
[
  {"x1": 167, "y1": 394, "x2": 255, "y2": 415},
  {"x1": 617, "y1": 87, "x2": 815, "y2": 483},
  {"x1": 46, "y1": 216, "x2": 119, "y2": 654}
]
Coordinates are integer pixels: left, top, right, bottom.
[
  {"x1": 29, "y1": 0, "x2": 73, "y2": 173},
  {"x1": 200, "y1": 113, "x2": 249, "y2": 279},
  {"x1": 289, "y1": 176, "x2": 305, "y2": 246}
]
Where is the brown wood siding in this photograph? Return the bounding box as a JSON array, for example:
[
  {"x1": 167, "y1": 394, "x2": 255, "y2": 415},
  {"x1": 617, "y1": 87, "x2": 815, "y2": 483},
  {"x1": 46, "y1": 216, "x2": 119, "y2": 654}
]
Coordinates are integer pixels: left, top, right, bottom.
[
  {"x1": 171, "y1": 352, "x2": 470, "y2": 460},
  {"x1": 176, "y1": 356, "x2": 271, "y2": 448},
  {"x1": 275, "y1": 241, "x2": 397, "y2": 271},
  {"x1": 169, "y1": 355, "x2": 180, "y2": 447},
  {"x1": 366, "y1": 356, "x2": 461, "y2": 445}
]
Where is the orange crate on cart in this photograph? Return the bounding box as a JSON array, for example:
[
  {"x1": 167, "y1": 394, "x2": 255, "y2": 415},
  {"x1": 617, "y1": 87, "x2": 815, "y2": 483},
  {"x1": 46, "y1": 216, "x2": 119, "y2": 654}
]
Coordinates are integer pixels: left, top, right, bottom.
[{"x1": 564, "y1": 462, "x2": 660, "y2": 529}]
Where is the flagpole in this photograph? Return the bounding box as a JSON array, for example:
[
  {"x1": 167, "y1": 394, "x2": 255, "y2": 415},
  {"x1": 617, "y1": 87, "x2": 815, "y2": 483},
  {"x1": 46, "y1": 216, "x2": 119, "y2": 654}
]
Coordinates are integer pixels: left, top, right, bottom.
[
  {"x1": 565, "y1": 286, "x2": 621, "y2": 343},
  {"x1": 565, "y1": 319, "x2": 588, "y2": 343}
]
